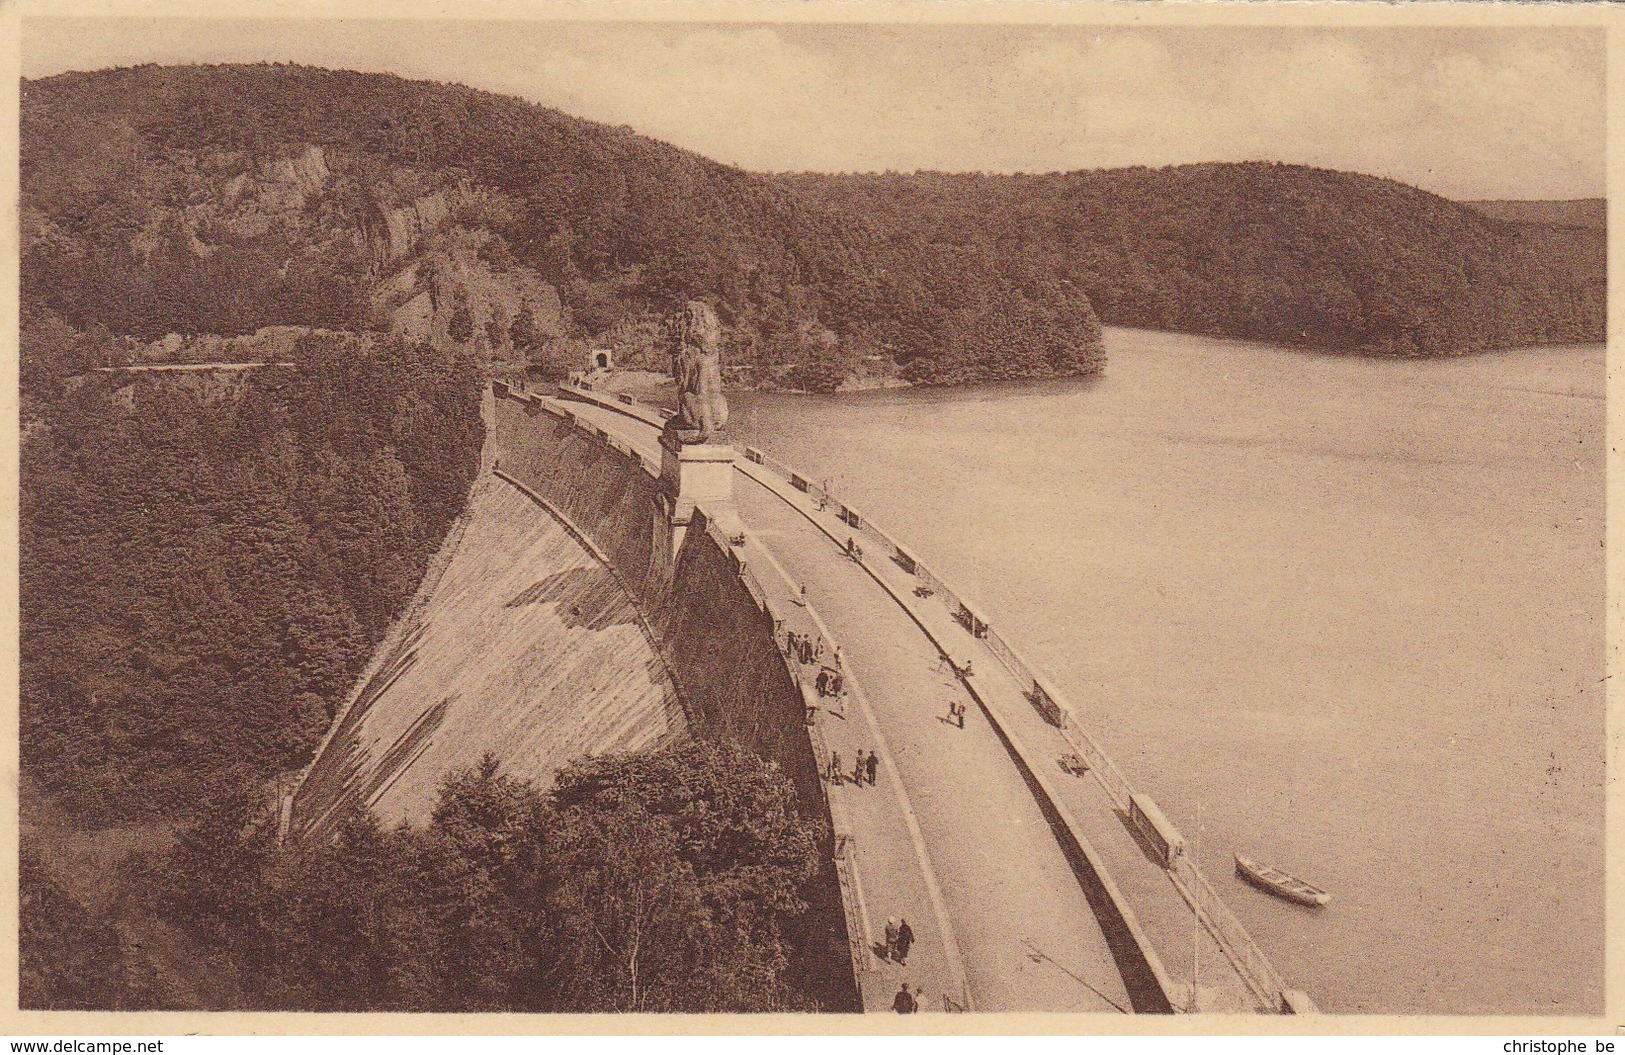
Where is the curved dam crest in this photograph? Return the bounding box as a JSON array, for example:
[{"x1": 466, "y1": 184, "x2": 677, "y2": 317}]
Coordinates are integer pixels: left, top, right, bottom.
[{"x1": 291, "y1": 377, "x2": 1305, "y2": 1015}]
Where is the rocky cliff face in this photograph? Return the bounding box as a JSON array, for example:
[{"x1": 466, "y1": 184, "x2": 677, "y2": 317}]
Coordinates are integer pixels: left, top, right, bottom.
[
  {"x1": 367, "y1": 215, "x2": 566, "y2": 364},
  {"x1": 109, "y1": 141, "x2": 568, "y2": 370},
  {"x1": 358, "y1": 179, "x2": 478, "y2": 271},
  {"x1": 128, "y1": 144, "x2": 338, "y2": 266}
]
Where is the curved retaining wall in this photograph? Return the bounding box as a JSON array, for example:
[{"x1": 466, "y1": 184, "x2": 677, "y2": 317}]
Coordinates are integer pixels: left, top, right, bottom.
[{"x1": 491, "y1": 384, "x2": 860, "y2": 1011}]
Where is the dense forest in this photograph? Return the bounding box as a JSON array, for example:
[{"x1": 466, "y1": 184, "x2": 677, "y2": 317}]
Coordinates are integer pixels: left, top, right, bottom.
[
  {"x1": 20, "y1": 63, "x2": 1105, "y2": 392},
  {"x1": 21, "y1": 335, "x2": 482, "y2": 820},
  {"x1": 18, "y1": 331, "x2": 490, "y2": 1009},
  {"x1": 782, "y1": 167, "x2": 1605, "y2": 358},
  {"x1": 19, "y1": 64, "x2": 880, "y2": 1012},
  {"x1": 23, "y1": 65, "x2": 1602, "y2": 397},
  {"x1": 25, "y1": 745, "x2": 840, "y2": 1011},
  {"x1": 1466, "y1": 198, "x2": 1605, "y2": 231},
  {"x1": 18, "y1": 338, "x2": 845, "y2": 1010}
]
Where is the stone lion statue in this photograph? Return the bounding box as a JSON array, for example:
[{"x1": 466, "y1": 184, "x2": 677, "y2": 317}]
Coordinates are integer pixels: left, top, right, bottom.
[{"x1": 666, "y1": 300, "x2": 729, "y2": 444}]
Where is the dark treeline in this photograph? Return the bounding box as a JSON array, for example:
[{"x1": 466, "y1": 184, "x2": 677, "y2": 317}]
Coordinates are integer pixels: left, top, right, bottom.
[
  {"x1": 19, "y1": 847, "x2": 136, "y2": 1010},
  {"x1": 781, "y1": 165, "x2": 1605, "y2": 358},
  {"x1": 24, "y1": 744, "x2": 844, "y2": 1012},
  {"x1": 21, "y1": 334, "x2": 483, "y2": 821}
]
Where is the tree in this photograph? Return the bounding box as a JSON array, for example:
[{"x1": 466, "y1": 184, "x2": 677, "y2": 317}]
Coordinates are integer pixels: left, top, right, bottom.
[
  {"x1": 147, "y1": 741, "x2": 848, "y2": 1013},
  {"x1": 544, "y1": 740, "x2": 827, "y2": 1012},
  {"x1": 509, "y1": 305, "x2": 538, "y2": 353}
]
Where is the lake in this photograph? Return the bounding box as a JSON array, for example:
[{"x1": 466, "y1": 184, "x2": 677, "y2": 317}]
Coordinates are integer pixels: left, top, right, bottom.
[{"x1": 722, "y1": 326, "x2": 1607, "y2": 1015}]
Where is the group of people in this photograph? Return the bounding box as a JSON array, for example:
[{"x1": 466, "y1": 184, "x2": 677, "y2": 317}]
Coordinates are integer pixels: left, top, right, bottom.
[
  {"x1": 884, "y1": 918, "x2": 922, "y2": 1013},
  {"x1": 944, "y1": 699, "x2": 967, "y2": 728},
  {"x1": 788, "y1": 629, "x2": 849, "y2": 704},
  {"x1": 827, "y1": 748, "x2": 878, "y2": 787},
  {"x1": 786, "y1": 630, "x2": 822, "y2": 667},
  {"x1": 814, "y1": 666, "x2": 845, "y2": 699}
]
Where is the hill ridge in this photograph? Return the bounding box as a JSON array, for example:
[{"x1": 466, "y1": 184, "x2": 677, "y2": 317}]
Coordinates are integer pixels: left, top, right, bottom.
[{"x1": 21, "y1": 62, "x2": 1604, "y2": 403}]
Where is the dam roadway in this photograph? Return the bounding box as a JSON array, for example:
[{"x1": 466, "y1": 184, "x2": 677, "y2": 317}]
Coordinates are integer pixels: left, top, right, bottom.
[{"x1": 551, "y1": 391, "x2": 1233, "y2": 1015}]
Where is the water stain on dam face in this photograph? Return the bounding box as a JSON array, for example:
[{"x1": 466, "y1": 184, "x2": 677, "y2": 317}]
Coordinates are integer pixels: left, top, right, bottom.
[{"x1": 504, "y1": 565, "x2": 640, "y2": 632}]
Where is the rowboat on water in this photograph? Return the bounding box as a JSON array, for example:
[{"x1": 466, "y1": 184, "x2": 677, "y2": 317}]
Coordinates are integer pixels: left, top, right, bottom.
[{"x1": 1234, "y1": 854, "x2": 1331, "y2": 907}]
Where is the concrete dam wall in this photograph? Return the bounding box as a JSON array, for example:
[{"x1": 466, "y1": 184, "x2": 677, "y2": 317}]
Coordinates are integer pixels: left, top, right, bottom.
[
  {"x1": 291, "y1": 384, "x2": 859, "y2": 1009},
  {"x1": 489, "y1": 387, "x2": 856, "y2": 1008},
  {"x1": 290, "y1": 474, "x2": 685, "y2": 838},
  {"x1": 548, "y1": 381, "x2": 1312, "y2": 1015},
  {"x1": 289, "y1": 377, "x2": 1305, "y2": 1014},
  {"x1": 489, "y1": 391, "x2": 828, "y2": 812}
]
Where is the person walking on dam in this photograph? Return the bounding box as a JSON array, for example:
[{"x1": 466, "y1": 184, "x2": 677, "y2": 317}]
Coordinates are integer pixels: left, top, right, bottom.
[
  {"x1": 891, "y1": 982, "x2": 917, "y2": 1014},
  {"x1": 895, "y1": 919, "x2": 915, "y2": 965},
  {"x1": 853, "y1": 752, "x2": 866, "y2": 786},
  {"x1": 884, "y1": 917, "x2": 899, "y2": 961},
  {"x1": 828, "y1": 750, "x2": 842, "y2": 784},
  {"x1": 865, "y1": 750, "x2": 879, "y2": 786}
]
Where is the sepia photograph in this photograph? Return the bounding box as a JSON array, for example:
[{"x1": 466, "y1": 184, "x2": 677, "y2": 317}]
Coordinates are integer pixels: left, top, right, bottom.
[{"x1": 6, "y1": 1, "x2": 1613, "y2": 1034}]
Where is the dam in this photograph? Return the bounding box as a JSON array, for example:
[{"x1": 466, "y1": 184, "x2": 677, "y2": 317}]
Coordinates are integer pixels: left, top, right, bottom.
[{"x1": 289, "y1": 377, "x2": 1314, "y2": 1015}]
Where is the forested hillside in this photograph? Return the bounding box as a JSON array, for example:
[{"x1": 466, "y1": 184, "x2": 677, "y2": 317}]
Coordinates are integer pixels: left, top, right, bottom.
[
  {"x1": 18, "y1": 332, "x2": 495, "y2": 1009},
  {"x1": 149, "y1": 745, "x2": 841, "y2": 1011},
  {"x1": 24, "y1": 65, "x2": 1600, "y2": 401},
  {"x1": 21, "y1": 336, "x2": 484, "y2": 820},
  {"x1": 23, "y1": 744, "x2": 845, "y2": 1011},
  {"x1": 782, "y1": 166, "x2": 1605, "y2": 357},
  {"x1": 20, "y1": 64, "x2": 880, "y2": 1011}
]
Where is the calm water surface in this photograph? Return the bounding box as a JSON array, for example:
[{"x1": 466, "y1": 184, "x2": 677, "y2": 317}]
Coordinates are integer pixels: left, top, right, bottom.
[{"x1": 725, "y1": 327, "x2": 1606, "y2": 1014}]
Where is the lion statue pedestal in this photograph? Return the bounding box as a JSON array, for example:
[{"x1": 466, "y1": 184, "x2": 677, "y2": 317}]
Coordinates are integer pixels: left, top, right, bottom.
[
  {"x1": 653, "y1": 435, "x2": 741, "y2": 577},
  {"x1": 660, "y1": 433, "x2": 736, "y2": 511}
]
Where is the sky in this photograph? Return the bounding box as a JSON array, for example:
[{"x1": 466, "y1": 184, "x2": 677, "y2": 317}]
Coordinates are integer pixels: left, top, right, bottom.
[{"x1": 21, "y1": 17, "x2": 1606, "y2": 200}]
